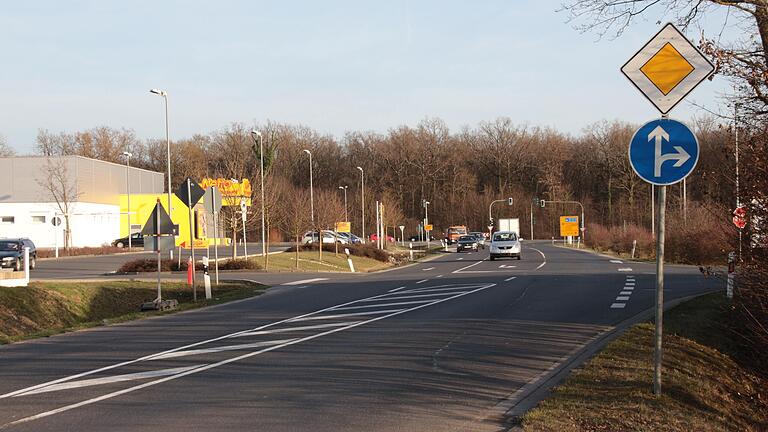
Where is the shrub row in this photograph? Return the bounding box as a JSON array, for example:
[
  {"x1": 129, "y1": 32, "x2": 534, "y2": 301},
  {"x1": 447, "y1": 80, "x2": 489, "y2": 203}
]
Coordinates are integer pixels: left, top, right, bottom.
[
  {"x1": 117, "y1": 257, "x2": 261, "y2": 273},
  {"x1": 287, "y1": 242, "x2": 390, "y2": 262},
  {"x1": 37, "y1": 246, "x2": 136, "y2": 259}
]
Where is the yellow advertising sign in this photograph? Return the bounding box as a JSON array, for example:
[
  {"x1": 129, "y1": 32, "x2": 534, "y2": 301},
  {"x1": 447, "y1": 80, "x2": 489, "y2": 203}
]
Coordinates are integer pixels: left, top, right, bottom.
[
  {"x1": 424, "y1": 224, "x2": 433, "y2": 232},
  {"x1": 335, "y1": 221, "x2": 351, "y2": 233},
  {"x1": 201, "y1": 178, "x2": 251, "y2": 206},
  {"x1": 559, "y1": 216, "x2": 580, "y2": 237}
]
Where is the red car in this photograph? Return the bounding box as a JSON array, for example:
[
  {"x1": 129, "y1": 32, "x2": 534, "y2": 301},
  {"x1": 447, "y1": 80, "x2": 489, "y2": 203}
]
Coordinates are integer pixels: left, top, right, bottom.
[{"x1": 369, "y1": 233, "x2": 395, "y2": 242}]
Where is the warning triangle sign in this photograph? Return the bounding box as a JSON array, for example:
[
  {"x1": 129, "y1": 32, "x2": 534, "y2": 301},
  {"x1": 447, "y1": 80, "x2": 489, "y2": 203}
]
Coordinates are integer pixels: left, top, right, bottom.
[{"x1": 141, "y1": 202, "x2": 176, "y2": 236}]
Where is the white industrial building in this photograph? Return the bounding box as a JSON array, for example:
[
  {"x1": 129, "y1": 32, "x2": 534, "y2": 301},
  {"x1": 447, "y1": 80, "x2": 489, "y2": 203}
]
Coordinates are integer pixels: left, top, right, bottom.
[{"x1": 0, "y1": 156, "x2": 164, "y2": 248}]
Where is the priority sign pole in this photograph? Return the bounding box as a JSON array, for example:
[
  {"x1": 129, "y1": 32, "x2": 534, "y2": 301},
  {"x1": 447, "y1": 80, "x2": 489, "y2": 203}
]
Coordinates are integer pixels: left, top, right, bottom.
[
  {"x1": 187, "y1": 178, "x2": 196, "y2": 302},
  {"x1": 654, "y1": 183, "x2": 666, "y2": 395}
]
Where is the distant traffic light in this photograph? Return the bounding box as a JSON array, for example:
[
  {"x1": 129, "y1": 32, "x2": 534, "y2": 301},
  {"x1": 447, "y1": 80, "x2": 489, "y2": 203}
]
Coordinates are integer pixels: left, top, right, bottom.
[{"x1": 507, "y1": 197, "x2": 513, "y2": 206}]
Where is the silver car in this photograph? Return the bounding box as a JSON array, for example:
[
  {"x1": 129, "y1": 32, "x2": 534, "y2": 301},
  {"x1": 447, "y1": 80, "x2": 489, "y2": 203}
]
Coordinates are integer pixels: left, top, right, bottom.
[{"x1": 489, "y1": 231, "x2": 521, "y2": 261}]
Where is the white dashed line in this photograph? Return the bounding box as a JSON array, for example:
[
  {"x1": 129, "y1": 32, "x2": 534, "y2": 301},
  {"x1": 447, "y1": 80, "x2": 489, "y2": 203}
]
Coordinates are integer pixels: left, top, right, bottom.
[
  {"x1": 619, "y1": 291, "x2": 633, "y2": 295},
  {"x1": 618, "y1": 268, "x2": 633, "y2": 272},
  {"x1": 388, "y1": 286, "x2": 407, "y2": 293},
  {"x1": 504, "y1": 276, "x2": 517, "y2": 282},
  {"x1": 422, "y1": 267, "x2": 435, "y2": 271},
  {"x1": 610, "y1": 260, "x2": 623, "y2": 264},
  {"x1": 281, "y1": 278, "x2": 329, "y2": 286},
  {"x1": 415, "y1": 279, "x2": 429, "y2": 284},
  {"x1": 616, "y1": 296, "x2": 630, "y2": 301},
  {"x1": 610, "y1": 303, "x2": 626, "y2": 309},
  {"x1": 434, "y1": 274, "x2": 443, "y2": 278}
]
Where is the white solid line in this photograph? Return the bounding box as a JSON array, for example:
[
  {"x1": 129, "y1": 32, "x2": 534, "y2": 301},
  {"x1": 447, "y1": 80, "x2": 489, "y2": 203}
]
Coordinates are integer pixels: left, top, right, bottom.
[
  {"x1": 619, "y1": 291, "x2": 633, "y2": 295},
  {"x1": 149, "y1": 339, "x2": 297, "y2": 360},
  {"x1": 332, "y1": 299, "x2": 435, "y2": 311},
  {"x1": 14, "y1": 365, "x2": 204, "y2": 397},
  {"x1": 610, "y1": 303, "x2": 626, "y2": 309},
  {"x1": 233, "y1": 322, "x2": 358, "y2": 337},
  {"x1": 535, "y1": 262, "x2": 546, "y2": 270},
  {"x1": 618, "y1": 268, "x2": 633, "y2": 272},
  {"x1": 616, "y1": 296, "x2": 630, "y2": 301},
  {"x1": 360, "y1": 292, "x2": 462, "y2": 302},
  {"x1": 504, "y1": 276, "x2": 517, "y2": 282},
  {"x1": 398, "y1": 285, "x2": 485, "y2": 294},
  {"x1": 452, "y1": 261, "x2": 483, "y2": 274},
  {"x1": 289, "y1": 310, "x2": 405, "y2": 322},
  {"x1": 610, "y1": 260, "x2": 623, "y2": 264},
  {"x1": 3, "y1": 283, "x2": 499, "y2": 427},
  {"x1": 415, "y1": 279, "x2": 429, "y2": 284},
  {"x1": 388, "y1": 286, "x2": 407, "y2": 293},
  {"x1": 281, "y1": 278, "x2": 329, "y2": 286},
  {"x1": 422, "y1": 267, "x2": 435, "y2": 271}
]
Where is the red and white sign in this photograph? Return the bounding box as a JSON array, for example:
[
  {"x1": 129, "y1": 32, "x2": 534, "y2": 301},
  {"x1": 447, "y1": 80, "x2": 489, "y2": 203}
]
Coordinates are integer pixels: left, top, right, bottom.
[{"x1": 733, "y1": 206, "x2": 747, "y2": 229}]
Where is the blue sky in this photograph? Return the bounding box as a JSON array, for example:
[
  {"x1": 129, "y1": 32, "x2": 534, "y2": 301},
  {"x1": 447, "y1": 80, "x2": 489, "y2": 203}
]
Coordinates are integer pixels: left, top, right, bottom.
[{"x1": 0, "y1": 1, "x2": 737, "y2": 153}]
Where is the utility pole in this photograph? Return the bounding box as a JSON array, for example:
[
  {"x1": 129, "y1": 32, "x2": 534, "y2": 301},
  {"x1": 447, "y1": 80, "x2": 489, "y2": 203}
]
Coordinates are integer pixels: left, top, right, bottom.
[
  {"x1": 338, "y1": 186, "x2": 348, "y2": 222},
  {"x1": 357, "y1": 167, "x2": 365, "y2": 242},
  {"x1": 122, "y1": 151, "x2": 132, "y2": 248}
]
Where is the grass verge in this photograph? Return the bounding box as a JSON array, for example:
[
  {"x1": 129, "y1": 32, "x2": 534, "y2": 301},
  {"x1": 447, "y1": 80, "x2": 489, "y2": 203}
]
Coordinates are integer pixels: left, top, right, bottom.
[
  {"x1": 521, "y1": 293, "x2": 768, "y2": 431},
  {"x1": 263, "y1": 250, "x2": 392, "y2": 272},
  {"x1": 0, "y1": 280, "x2": 266, "y2": 344}
]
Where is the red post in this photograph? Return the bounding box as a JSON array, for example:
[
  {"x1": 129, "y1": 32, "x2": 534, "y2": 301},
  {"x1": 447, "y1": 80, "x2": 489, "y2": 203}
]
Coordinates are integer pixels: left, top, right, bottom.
[{"x1": 187, "y1": 256, "x2": 194, "y2": 285}]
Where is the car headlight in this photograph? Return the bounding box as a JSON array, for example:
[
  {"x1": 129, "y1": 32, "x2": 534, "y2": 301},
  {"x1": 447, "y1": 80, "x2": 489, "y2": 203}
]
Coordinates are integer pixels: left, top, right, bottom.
[{"x1": 2, "y1": 257, "x2": 14, "y2": 261}]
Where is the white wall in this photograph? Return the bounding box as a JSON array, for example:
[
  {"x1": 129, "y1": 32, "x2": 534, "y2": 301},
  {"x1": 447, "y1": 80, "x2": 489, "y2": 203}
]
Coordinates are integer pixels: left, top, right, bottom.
[{"x1": 0, "y1": 202, "x2": 120, "y2": 248}]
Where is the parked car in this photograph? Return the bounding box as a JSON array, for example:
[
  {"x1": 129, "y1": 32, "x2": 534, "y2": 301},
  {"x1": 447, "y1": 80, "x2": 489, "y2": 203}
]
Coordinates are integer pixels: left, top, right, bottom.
[
  {"x1": 0, "y1": 238, "x2": 37, "y2": 271},
  {"x1": 112, "y1": 233, "x2": 144, "y2": 248},
  {"x1": 469, "y1": 232, "x2": 486, "y2": 248},
  {"x1": 456, "y1": 235, "x2": 480, "y2": 253},
  {"x1": 302, "y1": 231, "x2": 348, "y2": 245},
  {"x1": 337, "y1": 232, "x2": 363, "y2": 244},
  {"x1": 369, "y1": 233, "x2": 395, "y2": 242},
  {"x1": 489, "y1": 231, "x2": 521, "y2": 261}
]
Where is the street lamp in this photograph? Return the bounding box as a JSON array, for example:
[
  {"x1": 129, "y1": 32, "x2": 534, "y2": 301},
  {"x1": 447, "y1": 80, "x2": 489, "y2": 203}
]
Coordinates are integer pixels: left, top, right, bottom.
[
  {"x1": 356, "y1": 166, "x2": 365, "y2": 242},
  {"x1": 149, "y1": 88, "x2": 172, "y2": 258},
  {"x1": 250, "y1": 130, "x2": 266, "y2": 259},
  {"x1": 338, "y1": 186, "x2": 348, "y2": 222},
  {"x1": 122, "y1": 151, "x2": 133, "y2": 249},
  {"x1": 303, "y1": 149, "x2": 314, "y2": 227}
]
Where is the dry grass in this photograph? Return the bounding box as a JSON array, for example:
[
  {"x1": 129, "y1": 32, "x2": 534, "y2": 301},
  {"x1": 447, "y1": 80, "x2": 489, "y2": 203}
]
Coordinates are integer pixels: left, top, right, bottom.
[
  {"x1": 0, "y1": 280, "x2": 266, "y2": 344},
  {"x1": 521, "y1": 294, "x2": 768, "y2": 432}
]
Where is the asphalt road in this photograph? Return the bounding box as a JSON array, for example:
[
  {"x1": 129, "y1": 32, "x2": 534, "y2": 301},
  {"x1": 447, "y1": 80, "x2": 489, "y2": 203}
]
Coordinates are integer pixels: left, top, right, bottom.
[
  {"x1": 0, "y1": 241, "x2": 720, "y2": 431},
  {"x1": 32, "y1": 243, "x2": 292, "y2": 280}
]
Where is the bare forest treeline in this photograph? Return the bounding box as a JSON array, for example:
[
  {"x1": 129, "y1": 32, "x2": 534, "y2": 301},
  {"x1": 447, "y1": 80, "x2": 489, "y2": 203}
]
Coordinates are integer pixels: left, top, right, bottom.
[{"x1": 34, "y1": 117, "x2": 738, "y2": 257}]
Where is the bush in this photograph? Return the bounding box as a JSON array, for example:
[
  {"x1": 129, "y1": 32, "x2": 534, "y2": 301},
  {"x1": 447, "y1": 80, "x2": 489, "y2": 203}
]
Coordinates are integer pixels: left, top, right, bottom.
[
  {"x1": 37, "y1": 246, "x2": 136, "y2": 259},
  {"x1": 118, "y1": 258, "x2": 260, "y2": 273},
  {"x1": 287, "y1": 242, "x2": 390, "y2": 262}
]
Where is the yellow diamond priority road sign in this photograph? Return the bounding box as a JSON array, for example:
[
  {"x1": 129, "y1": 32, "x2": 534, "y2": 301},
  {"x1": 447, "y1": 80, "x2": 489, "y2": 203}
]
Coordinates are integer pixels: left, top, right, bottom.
[{"x1": 621, "y1": 23, "x2": 714, "y2": 114}]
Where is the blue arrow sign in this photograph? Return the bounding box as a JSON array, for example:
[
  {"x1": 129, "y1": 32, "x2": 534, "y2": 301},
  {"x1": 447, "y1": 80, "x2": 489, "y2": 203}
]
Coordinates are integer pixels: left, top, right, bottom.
[{"x1": 629, "y1": 119, "x2": 699, "y2": 185}]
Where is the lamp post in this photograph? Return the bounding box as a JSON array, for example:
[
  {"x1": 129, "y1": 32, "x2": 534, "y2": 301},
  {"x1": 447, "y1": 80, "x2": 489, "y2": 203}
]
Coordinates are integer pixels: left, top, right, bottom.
[
  {"x1": 356, "y1": 166, "x2": 365, "y2": 242},
  {"x1": 122, "y1": 151, "x2": 133, "y2": 249},
  {"x1": 338, "y1": 186, "x2": 348, "y2": 222},
  {"x1": 735, "y1": 101, "x2": 742, "y2": 260},
  {"x1": 149, "y1": 88, "x2": 172, "y2": 258},
  {"x1": 303, "y1": 149, "x2": 314, "y2": 227},
  {"x1": 251, "y1": 131, "x2": 266, "y2": 260}
]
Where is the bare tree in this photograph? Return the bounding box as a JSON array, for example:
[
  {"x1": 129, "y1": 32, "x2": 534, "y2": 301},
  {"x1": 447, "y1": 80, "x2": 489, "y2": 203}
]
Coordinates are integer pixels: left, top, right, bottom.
[
  {"x1": 0, "y1": 135, "x2": 15, "y2": 157},
  {"x1": 36, "y1": 158, "x2": 81, "y2": 249}
]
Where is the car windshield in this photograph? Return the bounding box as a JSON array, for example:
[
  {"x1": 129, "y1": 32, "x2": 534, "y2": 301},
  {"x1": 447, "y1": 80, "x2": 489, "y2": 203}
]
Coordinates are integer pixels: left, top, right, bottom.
[
  {"x1": 0, "y1": 241, "x2": 20, "y2": 251},
  {"x1": 458, "y1": 235, "x2": 475, "y2": 241},
  {"x1": 493, "y1": 233, "x2": 517, "y2": 242}
]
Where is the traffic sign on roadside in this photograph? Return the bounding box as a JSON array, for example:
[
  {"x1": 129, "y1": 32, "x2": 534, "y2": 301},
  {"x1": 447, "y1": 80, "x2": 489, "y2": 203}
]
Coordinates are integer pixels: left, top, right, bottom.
[
  {"x1": 141, "y1": 202, "x2": 176, "y2": 236},
  {"x1": 424, "y1": 224, "x2": 433, "y2": 232},
  {"x1": 203, "y1": 186, "x2": 223, "y2": 214},
  {"x1": 560, "y1": 216, "x2": 579, "y2": 237},
  {"x1": 621, "y1": 23, "x2": 714, "y2": 114},
  {"x1": 51, "y1": 216, "x2": 62, "y2": 226},
  {"x1": 335, "y1": 221, "x2": 351, "y2": 233},
  {"x1": 175, "y1": 177, "x2": 206, "y2": 209},
  {"x1": 733, "y1": 206, "x2": 747, "y2": 229},
  {"x1": 629, "y1": 119, "x2": 699, "y2": 185}
]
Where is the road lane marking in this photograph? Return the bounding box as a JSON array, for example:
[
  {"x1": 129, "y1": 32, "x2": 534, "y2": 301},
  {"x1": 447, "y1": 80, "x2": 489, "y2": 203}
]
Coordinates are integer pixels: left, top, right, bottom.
[
  {"x1": 149, "y1": 339, "x2": 298, "y2": 360},
  {"x1": 332, "y1": 299, "x2": 436, "y2": 311},
  {"x1": 434, "y1": 274, "x2": 443, "y2": 278},
  {"x1": 416, "y1": 279, "x2": 429, "y2": 284},
  {"x1": 619, "y1": 291, "x2": 633, "y2": 295},
  {"x1": 452, "y1": 261, "x2": 483, "y2": 273},
  {"x1": 504, "y1": 276, "x2": 517, "y2": 282},
  {"x1": 388, "y1": 286, "x2": 407, "y2": 293},
  {"x1": 281, "y1": 278, "x2": 329, "y2": 286},
  {"x1": 2, "y1": 283, "x2": 498, "y2": 427},
  {"x1": 498, "y1": 265, "x2": 516, "y2": 269},
  {"x1": 618, "y1": 268, "x2": 633, "y2": 272},
  {"x1": 233, "y1": 322, "x2": 358, "y2": 337},
  {"x1": 610, "y1": 303, "x2": 626, "y2": 309},
  {"x1": 13, "y1": 366, "x2": 205, "y2": 397},
  {"x1": 422, "y1": 267, "x2": 435, "y2": 271},
  {"x1": 289, "y1": 310, "x2": 404, "y2": 322},
  {"x1": 616, "y1": 296, "x2": 630, "y2": 301},
  {"x1": 457, "y1": 257, "x2": 464, "y2": 260},
  {"x1": 610, "y1": 260, "x2": 623, "y2": 264},
  {"x1": 360, "y1": 292, "x2": 463, "y2": 302}
]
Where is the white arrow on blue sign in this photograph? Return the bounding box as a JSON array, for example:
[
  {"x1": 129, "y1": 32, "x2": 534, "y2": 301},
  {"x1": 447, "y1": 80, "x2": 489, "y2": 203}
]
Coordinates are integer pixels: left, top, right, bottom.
[{"x1": 629, "y1": 119, "x2": 699, "y2": 185}]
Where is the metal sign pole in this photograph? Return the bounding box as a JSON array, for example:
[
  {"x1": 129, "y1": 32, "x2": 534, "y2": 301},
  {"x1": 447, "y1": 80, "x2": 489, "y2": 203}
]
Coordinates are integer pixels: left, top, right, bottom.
[
  {"x1": 213, "y1": 189, "x2": 219, "y2": 286},
  {"x1": 155, "y1": 201, "x2": 162, "y2": 303},
  {"x1": 187, "y1": 179, "x2": 196, "y2": 302},
  {"x1": 654, "y1": 184, "x2": 666, "y2": 395}
]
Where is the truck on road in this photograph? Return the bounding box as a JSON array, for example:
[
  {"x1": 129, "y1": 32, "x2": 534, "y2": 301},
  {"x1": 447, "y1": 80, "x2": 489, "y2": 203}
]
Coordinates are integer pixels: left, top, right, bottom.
[{"x1": 497, "y1": 218, "x2": 520, "y2": 237}]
